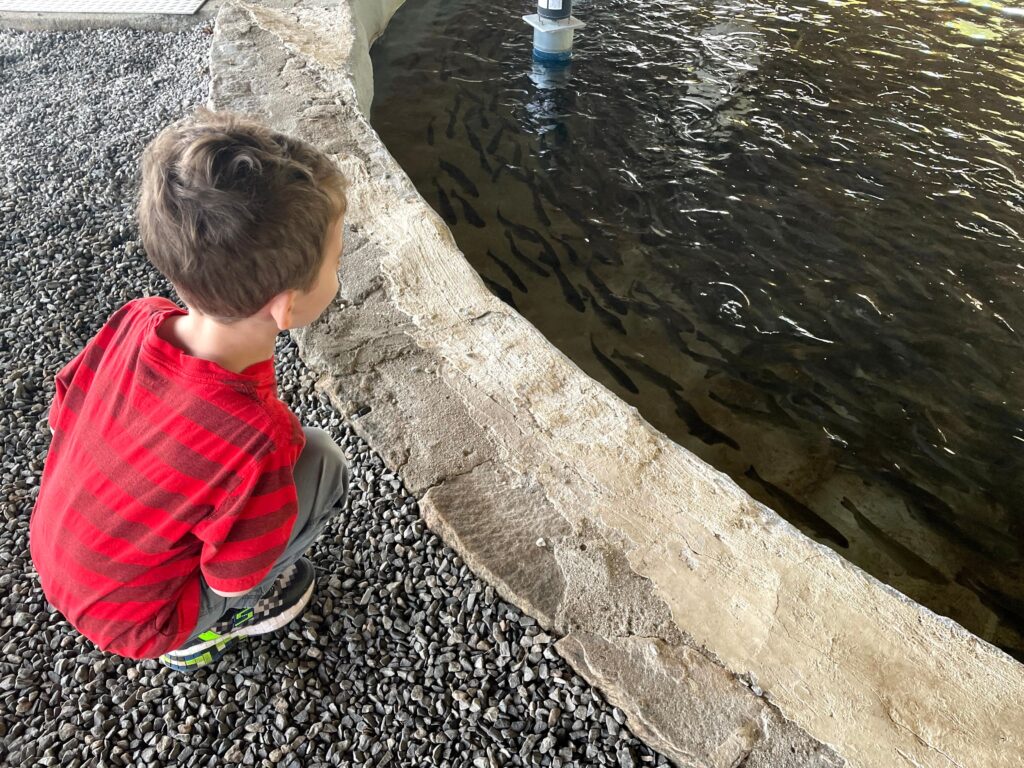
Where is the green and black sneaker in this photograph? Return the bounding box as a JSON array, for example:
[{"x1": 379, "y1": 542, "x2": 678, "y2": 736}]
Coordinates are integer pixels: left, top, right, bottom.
[{"x1": 159, "y1": 557, "x2": 316, "y2": 672}]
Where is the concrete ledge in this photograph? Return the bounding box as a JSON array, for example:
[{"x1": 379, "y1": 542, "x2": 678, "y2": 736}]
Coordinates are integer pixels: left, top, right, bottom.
[{"x1": 206, "y1": 1, "x2": 1024, "y2": 766}]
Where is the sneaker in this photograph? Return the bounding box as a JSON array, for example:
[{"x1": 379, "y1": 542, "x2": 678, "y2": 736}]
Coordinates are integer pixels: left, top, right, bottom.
[{"x1": 159, "y1": 558, "x2": 316, "y2": 671}]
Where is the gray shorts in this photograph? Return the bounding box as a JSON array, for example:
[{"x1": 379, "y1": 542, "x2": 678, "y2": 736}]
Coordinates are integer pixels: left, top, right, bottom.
[{"x1": 179, "y1": 426, "x2": 350, "y2": 645}]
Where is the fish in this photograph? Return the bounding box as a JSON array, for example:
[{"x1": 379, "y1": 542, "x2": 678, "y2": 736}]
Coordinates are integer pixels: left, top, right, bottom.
[
  {"x1": 450, "y1": 189, "x2": 486, "y2": 228},
  {"x1": 530, "y1": 186, "x2": 551, "y2": 227},
  {"x1": 512, "y1": 143, "x2": 523, "y2": 167},
  {"x1": 612, "y1": 349, "x2": 683, "y2": 392},
  {"x1": 445, "y1": 93, "x2": 462, "y2": 140},
  {"x1": 533, "y1": 173, "x2": 562, "y2": 206},
  {"x1": 496, "y1": 208, "x2": 554, "y2": 252},
  {"x1": 508, "y1": 167, "x2": 531, "y2": 185},
  {"x1": 878, "y1": 470, "x2": 1008, "y2": 557},
  {"x1": 590, "y1": 335, "x2": 639, "y2": 394},
  {"x1": 490, "y1": 162, "x2": 504, "y2": 184},
  {"x1": 486, "y1": 249, "x2": 528, "y2": 293},
  {"x1": 486, "y1": 126, "x2": 505, "y2": 155},
  {"x1": 560, "y1": 203, "x2": 596, "y2": 235},
  {"x1": 584, "y1": 264, "x2": 629, "y2": 314},
  {"x1": 439, "y1": 159, "x2": 479, "y2": 198},
  {"x1": 481, "y1": 275, "x2": 519, "y2": 312},
  {"x1": 627, "y1": 280, "x2": 661, "y2": 315},
  {"x1": 488, "y1": 90, "x2": 501, "y2": 113},
  {"x1": 707, "y1": 390, "x2": 801, "y2": 432},
  {"x1": 503, "y1": 231, "x2": 549, "y2": 277},
  {"x1": 445, "y1": 107, "x2": 458, "y2": 140},
  {"x1": 457, "y1": 85, "x2": 485, "y2": 107},
  {"x1": 633, "y1": 283, "x2": 696, "y2": 334},
  {"x1": 695, "y1": 330, "x2": 731, "y2": 359},
  {"x1": 956, "y1": 561, "x2": 1024, "y2": 630},
  {"x1": 552, "y1": 234, "x2": 581, "y2": 268},
  {"x1": 579, "y1": 286, "x2": 626, "y2": 335},
  {"x1": 537, "y1": 251, "x2": 584, "y2": 312},
  {"x1": 426, "y1": 116, "x2": 435, "y2": 146},
  {"x1": 464, "y1": 128, "x2": 493, "y2": 174},
  {"x1": 840, "y1": 498, "x2": 947, "y2": 585},
  {"x1": 432, "y1": 179, "x2": 458, "y2": 227},
  {"x1": 668, "y1": 389, "x2": 741, "y2": 452},
  {"x1": 745, "y1": 467, "x2": 849, "y2": 548}
]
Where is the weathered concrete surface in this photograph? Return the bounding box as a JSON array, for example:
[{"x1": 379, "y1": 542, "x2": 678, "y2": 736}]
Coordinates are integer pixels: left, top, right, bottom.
[{"x1": 203, "y1": 1, "x2": 1024, "y2": 766}]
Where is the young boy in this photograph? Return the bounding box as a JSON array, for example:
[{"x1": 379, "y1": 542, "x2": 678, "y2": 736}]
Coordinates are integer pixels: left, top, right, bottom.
[{"x1": 29, "y1": 107, "x2": 352, "y2": 672}]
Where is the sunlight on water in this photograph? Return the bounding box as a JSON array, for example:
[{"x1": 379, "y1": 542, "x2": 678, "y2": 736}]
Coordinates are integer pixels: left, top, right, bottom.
[{"x1": 371, "y1": 0, "x2": 1024, "y2": 659}]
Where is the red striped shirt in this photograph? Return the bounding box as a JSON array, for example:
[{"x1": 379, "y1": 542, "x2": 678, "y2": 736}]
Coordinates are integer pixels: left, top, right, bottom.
[{"x1": 29, "y1": 297, "x2": 306, "y2": 659}]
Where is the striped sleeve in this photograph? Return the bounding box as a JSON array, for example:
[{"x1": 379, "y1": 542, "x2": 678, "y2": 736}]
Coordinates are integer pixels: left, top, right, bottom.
[
  {"x1": 194, "y1": 440, "x2": 299, "y2": 594},
  {"x1": 48, "y1": 344, "x2": 88, "y2": 433},
  {"x1": 47, "y1": 299, "x2": 147, "y2": 433}
]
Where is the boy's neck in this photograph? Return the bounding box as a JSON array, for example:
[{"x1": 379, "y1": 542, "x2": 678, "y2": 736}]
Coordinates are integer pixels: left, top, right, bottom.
[{"x1": 159, "y1": 311, "x2": 278, "y2": 375}]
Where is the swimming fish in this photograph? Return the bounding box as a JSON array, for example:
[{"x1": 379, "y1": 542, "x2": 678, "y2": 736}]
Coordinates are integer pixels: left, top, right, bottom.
[
  {"x1": 496, "y1": 208, "x2": 549, "y2": 248},
  {"x1": 956, "y1": 563, "x2": 1024, "y2": 630},
  {"x1": 464, "y1": 128, "x2": 493, "y2": 174},
  {"x1": 432, "y1": 179, "x2": 458, "y2": 227},
  {"x1": 490, "y1": 162, "x2": 504, "y2": 184},
  {"x1": 503, "y1": 231, "x2": 549, "y2": 277},
  {"x1": 627, "y1": 280, "x2": 661, "y2": 315},
  {"x1": 745, "y1": 467, "x2": 848, "y2": 548},
  {"x1": 486, "y1": 249, "x2": 528, "y2": 293},
  {"x1": 612, "y1": 349, "x2": 682, "y2": 391},
  {"x1": 589, "y1": 335, "x2": 639, "y2": 394},
  {"x1": 481, "y1": 275, "x2": 519, "y2": 312},
  {"x1": 445, "y1": 107, "x2": 458, "y2": 140},
  {"x1": 439, "y1": 158, "x2": 479, "y2": 198},
  {"x1": 507, "y1": 166, "x2": 531, "y2": 185},
  {"x1": 512, "y1": 143, "x2": 523, "y2": 167},
  {"x1": 530, "y1": 186, "x2": 551, "y2": 227},
  {"x1": 536, "y1": 250, "x2": 584, "y2": 312},
  {"x1": 579, "y1": 286, "x2": 626, "y2": 336},
  {"x1": 445, "y1": 93, "x2": 462, "y2": 139},
  {"x1": 707, "y1": 390, "x2": 801, "y2": 432},
  {"x1": 584, "y1": 265, "x2": 628, "y2": 315},
  {"x1": 633, "y1": 282, "x2": 696, "y2": 334},
  {"x1": 840, "y1": 498, "x2": 947, "y2": 585},
  {"x1": 486, "y1": 126, "x2": 505, "y2": 155},
  {"x1": 426, "y1": 116, "x2": 435, "y2": 146},
  {"x1": 552, "y1": 234, "x2": 581, "y2": 268},
  {"x1": 668, "y1": 389, "x2": 741, "y2": 452},
  {"x1": 450, "y1": 189, "x2": 486, "y2": 228}
]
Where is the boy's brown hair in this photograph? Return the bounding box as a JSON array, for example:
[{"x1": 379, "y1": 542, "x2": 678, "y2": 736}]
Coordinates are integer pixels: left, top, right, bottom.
[{"x1": 137, "y1": 107, "x2": 349, "y2": 323}]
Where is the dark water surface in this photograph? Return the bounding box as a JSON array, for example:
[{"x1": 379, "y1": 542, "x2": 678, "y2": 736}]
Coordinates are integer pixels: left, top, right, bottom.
[{"x1": 370, "y1": 0, "x2": 1024, "y2": 659}]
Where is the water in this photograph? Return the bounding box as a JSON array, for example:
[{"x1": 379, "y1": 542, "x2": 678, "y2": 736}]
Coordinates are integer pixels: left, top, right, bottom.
[{"x1": 369, "y1": 0, "x2": 1024, "y2": 660}]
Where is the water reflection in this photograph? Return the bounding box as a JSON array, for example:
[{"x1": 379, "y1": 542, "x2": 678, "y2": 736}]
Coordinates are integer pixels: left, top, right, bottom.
[{"x1": 371, "y1": 0, "x2": 1024, "y2": 659}]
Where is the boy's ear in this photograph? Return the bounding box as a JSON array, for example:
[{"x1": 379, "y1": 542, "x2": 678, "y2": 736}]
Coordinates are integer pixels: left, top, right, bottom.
[{"x1": 266, "y1": 289, "x2": 296, "y2": 331}]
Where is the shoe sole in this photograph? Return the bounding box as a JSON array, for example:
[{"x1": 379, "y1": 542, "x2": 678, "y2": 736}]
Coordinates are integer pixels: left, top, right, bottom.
[
  {"x1": 159, "y1": 636, "x2": 235, "y2": 672},
  {"x1": 163, "y1": 578, "x2": 315, "y2": 659}
]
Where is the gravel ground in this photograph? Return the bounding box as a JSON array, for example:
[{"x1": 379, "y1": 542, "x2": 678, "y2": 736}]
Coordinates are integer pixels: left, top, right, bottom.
[{"x1": 0, "y1": 24, "x2": 672, "y2": 768}]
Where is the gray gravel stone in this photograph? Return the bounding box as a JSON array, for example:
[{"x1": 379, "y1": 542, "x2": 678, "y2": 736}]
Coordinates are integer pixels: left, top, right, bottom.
[{"x1": 0, "y1": 21, "x2": 671, "y2": 768}]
